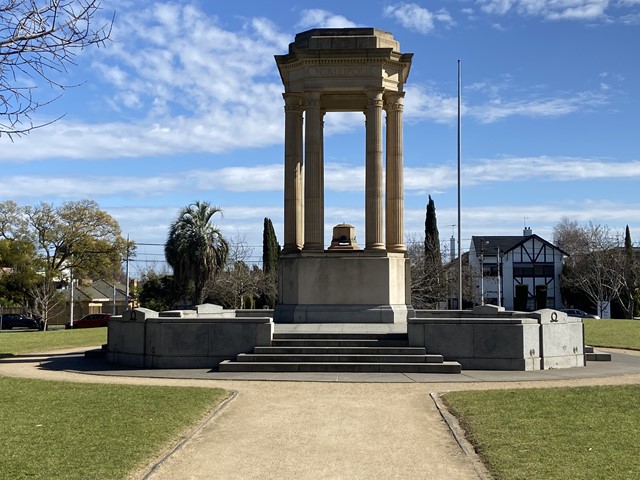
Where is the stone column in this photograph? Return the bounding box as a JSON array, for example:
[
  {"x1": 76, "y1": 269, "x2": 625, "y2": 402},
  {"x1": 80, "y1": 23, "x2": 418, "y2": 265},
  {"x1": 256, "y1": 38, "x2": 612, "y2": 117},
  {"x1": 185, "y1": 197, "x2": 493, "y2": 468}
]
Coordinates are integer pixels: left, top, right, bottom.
[
  {"x1": 385, "y1": 92, "x2": 406, "y2": 253},
  {"x1": 303, "y1": 91, "x2": 324, "y2": 252},
  {"x1": 365, "y1": 89, "x2": 385, "y2": 251},
  {"x1": 282, "y1": 93, "x2": 304, "y2": 253}
]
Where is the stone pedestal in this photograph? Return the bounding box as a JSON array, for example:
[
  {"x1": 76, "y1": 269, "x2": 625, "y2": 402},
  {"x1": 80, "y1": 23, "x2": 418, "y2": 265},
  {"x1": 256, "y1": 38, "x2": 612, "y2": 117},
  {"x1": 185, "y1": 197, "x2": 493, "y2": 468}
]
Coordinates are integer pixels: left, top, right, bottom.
[{"x1": 275, "y1": 251, "x2": 412, "y2": 323}]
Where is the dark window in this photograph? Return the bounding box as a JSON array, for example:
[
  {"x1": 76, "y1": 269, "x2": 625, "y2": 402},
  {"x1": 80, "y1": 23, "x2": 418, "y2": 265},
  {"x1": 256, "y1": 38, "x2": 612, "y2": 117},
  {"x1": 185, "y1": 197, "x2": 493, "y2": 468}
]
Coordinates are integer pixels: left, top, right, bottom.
[{"x1": 513, "y1": 263, "x2": 555, "y2": 278}]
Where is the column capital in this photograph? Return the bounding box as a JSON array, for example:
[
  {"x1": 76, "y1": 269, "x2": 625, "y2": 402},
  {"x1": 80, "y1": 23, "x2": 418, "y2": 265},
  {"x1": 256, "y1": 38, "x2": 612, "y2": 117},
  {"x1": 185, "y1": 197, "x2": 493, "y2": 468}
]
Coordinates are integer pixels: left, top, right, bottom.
[
  {"x1": 304, "y1": 90, "x2": 322, "y2": 108},
  {"x1": 384, "y1": 91, "x2": 405, "y2": 111},
  {"x1": 366, "y1": 89, "x2": 384, "y2": 108},
  {"x1": 283, "y1": 93, "x2": 303, "y2": 111}
]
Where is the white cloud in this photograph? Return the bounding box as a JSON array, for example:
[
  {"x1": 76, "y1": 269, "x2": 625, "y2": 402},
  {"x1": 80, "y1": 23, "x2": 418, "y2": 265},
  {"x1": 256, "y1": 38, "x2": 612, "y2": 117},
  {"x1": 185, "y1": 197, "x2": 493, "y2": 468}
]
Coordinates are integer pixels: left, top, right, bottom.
[
  {"x1": 405, "y1": 83, "x2": 608, "y2": 124},
  {"x1": 478, "y1": 0, "x2": 611, "y2": 20},
  {"x1": 4, "y1": 157, "x2": 640, "y2": 202},
  {"x1": 383, "y1": 3, "x2": 454, "y2": 34},
  {"x1": 470, "y1": 91, "x2": 608, "y2": 122},
  {"x1": 296, "y1": 9, "x2": 359, "y2": 29}
]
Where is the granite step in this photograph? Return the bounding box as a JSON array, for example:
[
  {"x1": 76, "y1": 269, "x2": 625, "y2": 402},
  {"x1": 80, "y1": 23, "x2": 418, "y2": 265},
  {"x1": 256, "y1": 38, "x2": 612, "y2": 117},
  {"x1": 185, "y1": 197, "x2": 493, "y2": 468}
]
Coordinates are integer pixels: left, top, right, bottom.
[
  {"x1": 584, "y1": 345, "x2": 612, "y2": 361},
  {"x1": 219, "y1": 331, "x2": 461, "y2": 374},
  {"x1": 218, "y1": 361, "x2": 462, "y2": 374},
  {"x1": 273, "y1": 332, "x2": 408, "y2": 341},
  {"x1": 271, "y1": 339, "x2": 408, "y2": 347},
  {"x1": 235, "y1": 353, "x2": 445, "y2": 363},
  {"x1": 254, "y1": 346, "x2": 427, "y2": 355}
]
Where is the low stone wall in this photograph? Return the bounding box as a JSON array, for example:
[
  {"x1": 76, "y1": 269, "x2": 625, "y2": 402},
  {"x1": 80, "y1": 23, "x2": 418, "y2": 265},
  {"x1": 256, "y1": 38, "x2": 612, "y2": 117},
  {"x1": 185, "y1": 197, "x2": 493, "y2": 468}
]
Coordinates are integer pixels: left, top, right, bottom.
[
  {"x1": 409, "y1": 305, "x2": 584, "y2": 371},
  {"x1": 107, "y1": 305, "x2": 273, "y2": 369}
]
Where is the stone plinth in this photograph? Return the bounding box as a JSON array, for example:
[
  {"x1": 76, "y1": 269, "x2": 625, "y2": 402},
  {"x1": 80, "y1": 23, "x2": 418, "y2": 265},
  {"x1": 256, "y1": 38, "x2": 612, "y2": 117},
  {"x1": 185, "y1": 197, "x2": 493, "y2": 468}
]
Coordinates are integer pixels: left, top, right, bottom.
[
  {"x1": 408, "y1": 305, "x2": 584, "y2": 371},
  {"x1": 275, "y1": 251, "x2": 412, "y2": 323},
  {"x1": 107, "y1": 308, "x2": 273, "y2": 368}
]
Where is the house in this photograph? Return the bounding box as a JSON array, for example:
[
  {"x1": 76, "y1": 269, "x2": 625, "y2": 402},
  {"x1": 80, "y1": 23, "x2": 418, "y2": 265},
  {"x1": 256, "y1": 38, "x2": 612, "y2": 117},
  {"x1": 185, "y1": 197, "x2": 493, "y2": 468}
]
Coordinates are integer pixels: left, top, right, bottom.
[
  {"x1": 49, "y1": 279, "x2": 133, "y2": 325},
  {"x1": 469, "y1": 228, "x2": 567, "y2": 311}
]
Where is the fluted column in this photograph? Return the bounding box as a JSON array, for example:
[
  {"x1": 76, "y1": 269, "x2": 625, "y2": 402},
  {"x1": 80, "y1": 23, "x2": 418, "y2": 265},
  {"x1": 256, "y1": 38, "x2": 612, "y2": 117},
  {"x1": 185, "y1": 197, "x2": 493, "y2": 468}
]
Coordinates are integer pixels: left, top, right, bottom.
[
  {"x1": 385, "y1": 92, "x2": 406, "y2": 253},
  {"x1": 365, "y1": 89, "x2": 385, "y2": 251},
  {"x1": 282, "y1": 93, "x2": 304, "y2": 253},
  {"x1": 303, "y1": 91, "x2": 324, "y2": 252}
]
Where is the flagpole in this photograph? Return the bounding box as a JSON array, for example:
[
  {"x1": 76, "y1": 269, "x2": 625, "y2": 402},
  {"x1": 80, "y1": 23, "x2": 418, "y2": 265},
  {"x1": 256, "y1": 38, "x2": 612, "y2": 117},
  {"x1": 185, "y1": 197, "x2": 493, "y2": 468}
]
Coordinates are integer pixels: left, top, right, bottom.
[{"x1": 457, "y1": 59, "x2": 462, "y2": 310}]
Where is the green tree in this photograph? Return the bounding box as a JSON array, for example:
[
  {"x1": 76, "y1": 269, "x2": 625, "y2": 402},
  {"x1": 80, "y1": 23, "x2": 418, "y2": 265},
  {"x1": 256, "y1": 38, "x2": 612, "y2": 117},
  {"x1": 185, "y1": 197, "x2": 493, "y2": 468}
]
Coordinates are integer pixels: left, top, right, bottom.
[
  {"x1": 138, "y1": 274, "x2": 177, "y2": 312},
  {"x1": 165, "y1": 201, "x2": 229, "y2": 305},
  {"x1": 412, "y1": 195, "x2": 446, "y2": 308},
  {"x1": 424, "y1": 195, "x2": 441, "y2": 266},
  {"x1": 0, "y1": 238, "x2": 40, "y2": 306},
  {"x1": 262, "y1": 218, "x2": 280, "y2": 274},
  {"x1": 24, "y1": 200, "x2": 131, "y2": 280},
  {"x1": 0, "y1": 199, "x2": 131, "y2": 327}
]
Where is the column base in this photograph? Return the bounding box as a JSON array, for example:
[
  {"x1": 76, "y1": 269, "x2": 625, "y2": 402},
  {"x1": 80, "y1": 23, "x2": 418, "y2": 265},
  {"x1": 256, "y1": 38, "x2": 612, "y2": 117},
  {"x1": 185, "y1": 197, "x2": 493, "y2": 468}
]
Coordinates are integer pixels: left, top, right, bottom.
[{"x1": 386, "y1": 244, "x2": 407, "y2": 253}]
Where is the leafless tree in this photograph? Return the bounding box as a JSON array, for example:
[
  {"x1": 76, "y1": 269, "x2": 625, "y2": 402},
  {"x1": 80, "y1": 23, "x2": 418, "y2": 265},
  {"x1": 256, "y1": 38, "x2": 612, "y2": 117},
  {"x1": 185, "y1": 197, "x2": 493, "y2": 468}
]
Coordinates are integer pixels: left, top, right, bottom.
[
  {"x1": 407, "y1": 234, "x2": 449, "y2": 309},
  {"x1": 207, "y1": 234, "x2": 259, "y2": 309},
  {"x1": 1, "y1": 0, "x2": 113, "y2": 138},
  {"x1": 558, "y1": 221, "x2": 626, "y2": 317},
  {"x1": 25, "y1": 274, "x2": 64, "y2": 329}
]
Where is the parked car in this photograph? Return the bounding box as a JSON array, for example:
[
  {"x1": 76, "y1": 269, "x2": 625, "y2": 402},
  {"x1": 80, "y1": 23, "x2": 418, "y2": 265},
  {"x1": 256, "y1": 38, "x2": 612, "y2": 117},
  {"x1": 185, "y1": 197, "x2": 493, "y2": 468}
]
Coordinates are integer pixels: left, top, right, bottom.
[
  {"x1": 65, "y1": 313, "x2": 111, "y2": 329},
  {"x1": 0, "y1": 314, "x2": 40, "y2": 330},
  {"x1": 560, "y1": 308, "x2": 600, "y2": 319}
]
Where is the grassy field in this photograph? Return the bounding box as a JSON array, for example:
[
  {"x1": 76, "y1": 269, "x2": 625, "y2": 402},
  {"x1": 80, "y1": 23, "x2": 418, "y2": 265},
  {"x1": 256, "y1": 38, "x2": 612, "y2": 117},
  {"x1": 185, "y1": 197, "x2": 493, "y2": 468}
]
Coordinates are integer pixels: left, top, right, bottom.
[
  {"x1": 0, "y1": 377, "x2": 229, "y2": 480},
  {"x1": 0, "y1": 328, "x2": 107, "y2": 356},
  {"x1": 444, "y1": 385, "x2": 640, "y2": 480},
  {"x1": 584, "y1": 318, "x2": 640, "y2": 350}
]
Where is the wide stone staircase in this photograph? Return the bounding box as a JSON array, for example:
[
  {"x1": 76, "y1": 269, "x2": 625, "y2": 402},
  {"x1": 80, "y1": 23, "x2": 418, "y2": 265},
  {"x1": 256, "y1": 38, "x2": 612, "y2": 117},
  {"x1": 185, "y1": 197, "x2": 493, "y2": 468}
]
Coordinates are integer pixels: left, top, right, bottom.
[{"x1": 218, "y1": 331, "x2": 461, "y2": 373}]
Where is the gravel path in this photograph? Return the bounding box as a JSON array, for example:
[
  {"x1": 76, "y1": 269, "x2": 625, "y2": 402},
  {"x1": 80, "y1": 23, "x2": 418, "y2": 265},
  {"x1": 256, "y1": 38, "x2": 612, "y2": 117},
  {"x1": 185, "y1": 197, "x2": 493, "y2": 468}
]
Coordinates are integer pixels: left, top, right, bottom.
[{"x1": 3, "y1": 347, "x2": 640, "y2": 480}]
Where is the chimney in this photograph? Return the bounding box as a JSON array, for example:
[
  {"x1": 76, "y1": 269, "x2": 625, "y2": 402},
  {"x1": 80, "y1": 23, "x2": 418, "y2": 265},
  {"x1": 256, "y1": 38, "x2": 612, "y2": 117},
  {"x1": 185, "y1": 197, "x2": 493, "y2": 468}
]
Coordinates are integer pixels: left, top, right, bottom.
[{"x1": 523, "y1": 226, "x2": 532, "y2": 236}]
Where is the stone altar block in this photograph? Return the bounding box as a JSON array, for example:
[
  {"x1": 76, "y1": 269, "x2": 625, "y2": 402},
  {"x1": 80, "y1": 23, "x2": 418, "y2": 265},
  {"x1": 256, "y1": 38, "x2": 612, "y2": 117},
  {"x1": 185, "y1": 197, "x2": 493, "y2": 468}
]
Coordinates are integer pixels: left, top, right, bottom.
[{"x1": 275, "y1": 250, "x2": 412, "y2": 323}]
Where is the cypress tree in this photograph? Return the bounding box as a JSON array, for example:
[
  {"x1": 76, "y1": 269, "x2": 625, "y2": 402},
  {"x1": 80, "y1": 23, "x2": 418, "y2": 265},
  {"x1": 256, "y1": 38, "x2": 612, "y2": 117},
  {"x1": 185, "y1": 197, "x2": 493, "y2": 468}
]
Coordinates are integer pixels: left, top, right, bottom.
[
  {"x1": 624, "y1": 225, "x2": 638, "y2": 317},
  {"x1": 262, "y1": 217, "x2": 280, "y2": 273},
  {"x1": 424, "y1": 195, "x2": 441, "y2": 266}
]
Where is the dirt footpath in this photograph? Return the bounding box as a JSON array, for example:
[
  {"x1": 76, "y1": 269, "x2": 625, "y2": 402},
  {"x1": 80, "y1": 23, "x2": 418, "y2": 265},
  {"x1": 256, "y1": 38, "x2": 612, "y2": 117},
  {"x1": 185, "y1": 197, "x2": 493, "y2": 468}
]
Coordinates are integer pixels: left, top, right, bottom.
[{"x1": 3, "y1": 348, "x2": 640, "y2": 480}]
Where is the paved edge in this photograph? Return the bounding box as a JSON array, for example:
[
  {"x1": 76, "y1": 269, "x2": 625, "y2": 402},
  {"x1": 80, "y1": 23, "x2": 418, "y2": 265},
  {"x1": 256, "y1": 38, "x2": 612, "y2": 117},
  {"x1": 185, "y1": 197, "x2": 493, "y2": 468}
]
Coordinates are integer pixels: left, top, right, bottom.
[
  {"x1": 430, "y1": 392, "x2": 492, "y2": 480},
  {"x1": 136, "y1": 389, "x2": 239, "y2": 480}
]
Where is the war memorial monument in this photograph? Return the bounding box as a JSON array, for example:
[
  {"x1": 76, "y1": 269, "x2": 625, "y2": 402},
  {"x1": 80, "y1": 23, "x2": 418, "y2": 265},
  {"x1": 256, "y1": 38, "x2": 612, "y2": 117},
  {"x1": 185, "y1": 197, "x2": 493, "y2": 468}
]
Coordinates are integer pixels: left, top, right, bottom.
[{"x1": 107, "y1": 28, "x2": 588, "y2": 373}]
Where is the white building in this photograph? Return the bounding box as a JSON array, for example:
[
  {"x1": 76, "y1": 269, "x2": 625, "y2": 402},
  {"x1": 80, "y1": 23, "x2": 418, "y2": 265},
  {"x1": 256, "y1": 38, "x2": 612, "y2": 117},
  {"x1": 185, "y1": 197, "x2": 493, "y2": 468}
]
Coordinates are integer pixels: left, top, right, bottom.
[{"x1": 469, "y1": 228, "x2": 567, "y2": 311}]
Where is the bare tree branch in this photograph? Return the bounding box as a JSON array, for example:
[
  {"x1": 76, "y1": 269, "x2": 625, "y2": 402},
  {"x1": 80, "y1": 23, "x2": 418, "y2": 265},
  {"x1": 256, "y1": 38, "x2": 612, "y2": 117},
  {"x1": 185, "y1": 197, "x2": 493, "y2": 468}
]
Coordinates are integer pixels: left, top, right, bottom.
[{"x1": 0, "y1": 0, "x2": 114, "y2": 138}]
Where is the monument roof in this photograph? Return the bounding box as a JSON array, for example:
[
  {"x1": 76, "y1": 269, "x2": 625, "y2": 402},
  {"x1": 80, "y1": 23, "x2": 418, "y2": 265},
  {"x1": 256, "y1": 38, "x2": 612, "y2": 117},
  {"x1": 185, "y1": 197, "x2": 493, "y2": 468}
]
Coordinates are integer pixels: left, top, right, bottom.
[{"x1": 290, "y1": 28, "x2": 399, "y2": 52}]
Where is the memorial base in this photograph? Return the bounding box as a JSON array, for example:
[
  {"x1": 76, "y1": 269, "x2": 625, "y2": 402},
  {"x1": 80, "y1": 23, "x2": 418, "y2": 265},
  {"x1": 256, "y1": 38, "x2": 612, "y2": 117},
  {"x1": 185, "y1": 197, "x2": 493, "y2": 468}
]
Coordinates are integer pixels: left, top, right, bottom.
[{"x1": 275, "y1": 251, "x2": 412, "y2": 324}]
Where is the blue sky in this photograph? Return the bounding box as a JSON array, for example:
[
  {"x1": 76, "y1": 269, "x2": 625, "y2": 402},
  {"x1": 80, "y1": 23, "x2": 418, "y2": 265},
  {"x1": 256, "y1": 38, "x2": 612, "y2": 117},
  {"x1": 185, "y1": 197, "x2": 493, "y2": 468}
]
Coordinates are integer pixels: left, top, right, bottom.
[{"x1": 2, "y1": 0, "x2": 639, "y2": 271}]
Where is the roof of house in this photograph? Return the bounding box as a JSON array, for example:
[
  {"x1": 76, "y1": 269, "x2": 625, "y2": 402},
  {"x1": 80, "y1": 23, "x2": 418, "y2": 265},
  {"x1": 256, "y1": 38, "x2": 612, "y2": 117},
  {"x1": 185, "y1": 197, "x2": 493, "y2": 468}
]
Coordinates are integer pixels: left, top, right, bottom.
[
  {"x1": 471, "y1": 234, "x2": 569, "y2": 257},
  {"x1": 66, "y1": 284, "x2": 110, "y2": 302},
  {"x1": 91, "y1": 279, "x2": 127, "y2": 300}
]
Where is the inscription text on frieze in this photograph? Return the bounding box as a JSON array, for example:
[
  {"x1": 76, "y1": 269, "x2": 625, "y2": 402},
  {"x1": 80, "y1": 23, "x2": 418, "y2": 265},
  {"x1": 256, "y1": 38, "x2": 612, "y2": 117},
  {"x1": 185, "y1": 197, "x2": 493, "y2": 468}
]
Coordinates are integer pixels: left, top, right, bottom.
[{"x1": 307, "y1": 65, "x2": 374, "y2": 77}]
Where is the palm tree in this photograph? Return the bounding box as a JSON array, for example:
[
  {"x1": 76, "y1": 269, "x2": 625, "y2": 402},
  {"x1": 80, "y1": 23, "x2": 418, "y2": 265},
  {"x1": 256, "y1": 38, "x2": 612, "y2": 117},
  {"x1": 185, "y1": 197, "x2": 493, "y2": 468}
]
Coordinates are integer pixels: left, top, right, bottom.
[{"x1": 165, "y1": 201, "x2": 229, "y2": 305}]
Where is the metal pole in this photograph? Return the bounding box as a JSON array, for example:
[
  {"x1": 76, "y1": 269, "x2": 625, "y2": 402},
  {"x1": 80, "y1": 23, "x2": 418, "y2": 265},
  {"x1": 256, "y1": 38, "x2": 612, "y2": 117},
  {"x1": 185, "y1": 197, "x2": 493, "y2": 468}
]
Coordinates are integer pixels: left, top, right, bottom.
[
  {"x1": 497, "y1": 247, "x2": 502, "y2": 307},
  {"x1": 457, "y1": 59, "x2": 462, "y2": 310},
  {"x1": 125, "y1": 235, "x2": 130, "y2": 311},
  {"x1": 480, "y1": 254, "x2": 485, "y2": 305},
  {"x1": 69, "y1": 267, "x2": 74, "y2": 327}
]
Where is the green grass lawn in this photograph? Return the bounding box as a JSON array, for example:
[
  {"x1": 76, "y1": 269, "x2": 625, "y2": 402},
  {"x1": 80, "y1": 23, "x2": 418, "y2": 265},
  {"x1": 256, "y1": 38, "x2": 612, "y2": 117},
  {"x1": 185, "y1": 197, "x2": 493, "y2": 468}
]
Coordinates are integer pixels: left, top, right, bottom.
[
  {"x1": 584, "y1": 318, "x2": 640, "y2": 350},
  {"x1": 444, "y1": 385, "x2": 640, "y2": 480},
  {"x1": 0, "y1": 328, "x2": 107, "y2": 356},
  {"x1": 0, "y1": 377, "x2": 229, "y2": 480}
]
